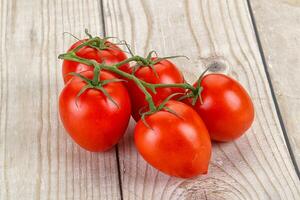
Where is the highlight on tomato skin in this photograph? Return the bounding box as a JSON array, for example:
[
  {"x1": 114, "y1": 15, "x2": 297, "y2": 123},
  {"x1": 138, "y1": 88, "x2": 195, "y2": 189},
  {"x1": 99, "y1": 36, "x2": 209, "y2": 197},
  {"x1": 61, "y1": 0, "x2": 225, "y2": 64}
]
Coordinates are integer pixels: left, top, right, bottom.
[
  {"x1": 62, "y1": 39, "x2": 130, "y2": 84},
  {"x1": 59, "y1": 71, "x2": 131, "y2": 152},
  {"x1": 134, "y1": 100, "x2": 212, "y2": 178},
  {"x1": 189, "y1": 73, "x2": 255, "y2": 142}
]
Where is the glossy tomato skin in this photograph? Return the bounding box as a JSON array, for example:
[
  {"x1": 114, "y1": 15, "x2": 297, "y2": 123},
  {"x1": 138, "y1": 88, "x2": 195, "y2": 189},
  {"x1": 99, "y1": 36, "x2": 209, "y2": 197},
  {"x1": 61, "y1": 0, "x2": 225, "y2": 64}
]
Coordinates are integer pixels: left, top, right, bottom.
[
  {"x1": 134, "y1": 100, "x2": 211, "y2": 178},
  {"x1": 191, "y1": 74, "x2": 254, "y2": 142},
  {"x1": 62, "y1": 39, "x2": 129, "y2": 83},
  {"x1": 128, "y1": 59, "x2": 185, "y2": 121},
  {"x1": 59, "y1": 71, "x2": 131, "y2": 152}
]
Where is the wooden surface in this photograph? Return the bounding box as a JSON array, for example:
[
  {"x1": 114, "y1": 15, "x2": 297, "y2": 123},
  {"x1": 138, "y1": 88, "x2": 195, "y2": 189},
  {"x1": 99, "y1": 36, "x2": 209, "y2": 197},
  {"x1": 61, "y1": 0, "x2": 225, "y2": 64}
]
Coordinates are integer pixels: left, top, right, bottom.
[
  {"x1": 0, "y1": 0, "x2": 120, "y2": 200},
  {"x1": 102, "y1": 0, "x2": 300, "y2": 199},
  {"x1": 0, "y1": 0, "x2": 299, "y2": 200},
  {"x1": 250, "y1": 0, "x2": 300, "y2": 167}
]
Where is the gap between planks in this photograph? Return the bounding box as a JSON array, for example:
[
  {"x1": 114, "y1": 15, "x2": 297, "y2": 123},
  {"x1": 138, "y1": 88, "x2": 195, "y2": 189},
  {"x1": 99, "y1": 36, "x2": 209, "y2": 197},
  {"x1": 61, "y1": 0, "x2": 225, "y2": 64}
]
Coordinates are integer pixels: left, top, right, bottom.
[{"x1": 246, "y1": 0, "x2": 300, "y2": 179}]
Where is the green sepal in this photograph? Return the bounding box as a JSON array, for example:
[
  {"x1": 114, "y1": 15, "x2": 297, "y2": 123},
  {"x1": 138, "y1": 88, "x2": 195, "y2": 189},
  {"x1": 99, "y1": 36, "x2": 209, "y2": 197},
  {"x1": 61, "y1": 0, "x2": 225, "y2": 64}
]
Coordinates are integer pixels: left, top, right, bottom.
[
  {"x1": 146, "y1": 50, "x2": 158, "y2": 60},
  {"x1": 123, "y1": 41, "x2": 135, "y2": 57},
  {"x1": 84, "y1": 28, "x2": 93, "y2": 39},
  {"x1": 131, "y1": 63, "x2": 141, "y2": 75},
  {"x1": 141, "y1": 111, "x2": 154, "y2": 130},
  {"x1": 94, "y1": 86, "x2": 119, "y2": 108},
  {"x1": 75, "y1": 85, "x2": 91, "y2": 107},
  {"x1": 64, "y1": 72, "x2": 92, "y2": 84},
  {"x1": 139, "y1": 92, "x2": 184, "y2": 128},
  {"x1": 156, "y1": 92, "x2": 183, "y2": 111},
  {"x1": 177, "y1": 93, "x2": 193, "y2": 101},
  {"x1": 152, "y1": 55, "x2": 189, "y2": 65},
  {"x1": 101, "y1": 78, "x2": 127, "y2": 86},
  {"x1": 162, "y1": 107, "x2": 183, "y2": 120},
  {"x1": 149, "y1": 63, "x2": 159, "y2": 78},
  {"x1": 63, "y1": 32, "x2": 81, "y2": 41},
  {"x1": 147, "y1": 84, "x2": 157, "y2": 94}
]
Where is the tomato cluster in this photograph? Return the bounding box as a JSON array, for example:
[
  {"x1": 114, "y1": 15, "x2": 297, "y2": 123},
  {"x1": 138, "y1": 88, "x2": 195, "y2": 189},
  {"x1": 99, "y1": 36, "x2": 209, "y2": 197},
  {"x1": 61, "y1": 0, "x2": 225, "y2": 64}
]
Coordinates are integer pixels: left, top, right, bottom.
[{"x1": 58, "y1": 33, "x2": 254, "y2": 178}]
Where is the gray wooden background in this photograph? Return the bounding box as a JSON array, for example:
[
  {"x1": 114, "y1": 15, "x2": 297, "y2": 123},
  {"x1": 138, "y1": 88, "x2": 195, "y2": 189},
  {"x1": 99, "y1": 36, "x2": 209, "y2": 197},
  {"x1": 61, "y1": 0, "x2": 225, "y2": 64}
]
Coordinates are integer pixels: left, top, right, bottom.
[{"x1": 0, "y1": 0, "x2": 299, "y2": 199}]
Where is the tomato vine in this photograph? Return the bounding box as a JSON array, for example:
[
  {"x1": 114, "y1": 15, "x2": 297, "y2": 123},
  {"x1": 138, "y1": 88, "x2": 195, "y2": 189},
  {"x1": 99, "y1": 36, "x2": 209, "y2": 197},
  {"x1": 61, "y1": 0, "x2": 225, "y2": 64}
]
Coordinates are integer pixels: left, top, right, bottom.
[{"x1": 58, "y1": 32, "x2": 205, "y2": 120}]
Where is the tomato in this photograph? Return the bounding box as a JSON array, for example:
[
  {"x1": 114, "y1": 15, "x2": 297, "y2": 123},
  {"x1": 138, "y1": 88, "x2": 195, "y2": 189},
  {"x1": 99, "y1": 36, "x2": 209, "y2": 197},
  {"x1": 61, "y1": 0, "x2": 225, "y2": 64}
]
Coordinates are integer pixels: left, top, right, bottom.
[
  {"x1": 134, "y1": 100, "x2": 211, "y2": 178},
  {"x1": 62, "y1": 39, "x2": 129, "y2": 83},
  {"x1": 128, "y1": 59, "x2": 185, "y2": 121},
  {"x1": 59, "y1": 71, "x2": 131, "y2": 152},
  {"x1": 190, "y1": 74, "x2": 254, "y2": 142}
]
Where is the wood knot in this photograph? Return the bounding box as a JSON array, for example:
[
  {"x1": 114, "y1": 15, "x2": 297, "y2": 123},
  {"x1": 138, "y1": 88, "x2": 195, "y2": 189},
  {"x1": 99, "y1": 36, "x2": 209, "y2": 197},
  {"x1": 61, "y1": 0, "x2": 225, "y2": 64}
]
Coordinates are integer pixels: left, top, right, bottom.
[
  {"x1": 197, "y1": 55, "x2": 230, "y2": 74},
  {"x1": 207, "y1": 61, "x2": 227, "y2": 73}
]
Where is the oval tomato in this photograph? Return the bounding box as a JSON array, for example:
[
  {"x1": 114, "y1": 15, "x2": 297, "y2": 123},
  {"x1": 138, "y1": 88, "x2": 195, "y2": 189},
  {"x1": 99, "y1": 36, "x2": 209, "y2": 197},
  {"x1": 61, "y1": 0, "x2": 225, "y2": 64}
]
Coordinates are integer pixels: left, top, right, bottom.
[
  {"x1": 190, "y1": 74, "x2": 254, "y2": 142},
  {"x1": 59, "y1": 71, "x2": 131, "y2": 152},
  {"x1": 62, "y1": 39, "x2": 129, "y2": 83},
  {"x1": 134, "y1": 100, "x2": 211, "y2": 178},
  {"x1": 128, "y1": 59, "x2": 185, "y2": 121}
]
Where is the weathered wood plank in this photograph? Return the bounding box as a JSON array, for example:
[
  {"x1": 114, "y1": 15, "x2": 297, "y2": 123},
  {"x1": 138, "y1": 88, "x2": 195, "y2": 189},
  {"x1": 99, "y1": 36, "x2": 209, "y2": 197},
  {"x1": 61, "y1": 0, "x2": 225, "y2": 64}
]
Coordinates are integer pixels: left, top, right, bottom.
[
  {"x1": 102, "y1": 0, "x2": 300, "y2": 199},
  {"x1": 0, "y1": 0, "x2": 120, "y2": 199},
  {"x1": 250, "y1": 0, "x2": 300, "y2": 168}
]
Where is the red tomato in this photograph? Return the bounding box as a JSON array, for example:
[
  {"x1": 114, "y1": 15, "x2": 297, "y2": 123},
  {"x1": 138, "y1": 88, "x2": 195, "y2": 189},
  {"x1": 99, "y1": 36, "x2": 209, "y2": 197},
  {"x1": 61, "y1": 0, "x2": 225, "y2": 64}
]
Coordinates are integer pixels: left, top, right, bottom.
[
  {"x1": 59, "y1": 71, "x2": 131, "y2": 152},
  {"x1": 62, "y1": 39, "x2": 129, "y2": 83},
  {"x1": 190, "y1": 74, "x2": 254, "y2": 142},
  {"x1": 134, "y1": 100, "x2": 211, "y2": 178},
  {"x1": 128, "y1": 59, "x2": 185, "y2": 121}
]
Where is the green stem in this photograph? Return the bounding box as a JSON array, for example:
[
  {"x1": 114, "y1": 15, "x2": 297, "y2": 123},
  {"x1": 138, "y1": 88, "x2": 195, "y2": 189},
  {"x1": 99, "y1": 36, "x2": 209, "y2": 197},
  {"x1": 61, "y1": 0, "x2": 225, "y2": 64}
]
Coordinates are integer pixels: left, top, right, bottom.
[
  {"x1": 92, "y1": 66, "x2": 101, "y2": 85},
  {"x1": 101, "y1": 65, "x2": 156, "y2": 111},
  {"x1": 71, "y1": 37, "x2": 100, "y2": 53},
  {"x1": 152, "y1": 83, "x2": 196, "y2": 92},
  {"x1": 58, "y1": 39, "x2": 198, "y2": 112},
  {"x1": 58, "y1": 52, "x2": 97, "y2": 67},
  {"x1": 114, "y1": 56, "x2": 141, "y2": 68}
]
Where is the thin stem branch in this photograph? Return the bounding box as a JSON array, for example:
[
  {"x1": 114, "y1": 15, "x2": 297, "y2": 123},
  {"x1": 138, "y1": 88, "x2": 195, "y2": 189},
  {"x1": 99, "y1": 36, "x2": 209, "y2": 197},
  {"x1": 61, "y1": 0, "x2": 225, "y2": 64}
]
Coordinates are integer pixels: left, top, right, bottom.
[
  {"x1": 58, "y1": 52, "x2": 97, "y2": 66},
  {"x1": 114, "y1": 56, "x2": 140, "y2": 68},
  {"x1": 92, "y1": 66, "x2": 101, "y2": 85},
  {"x1": 71, "y1": 37, "x2": 100, "y2": 53},
  {"x1": 101, "y1": 65, "x2": 157, "y2": 111},
  {"x1": 152, "y1": 83, "x2": 195, "y2": 92}
]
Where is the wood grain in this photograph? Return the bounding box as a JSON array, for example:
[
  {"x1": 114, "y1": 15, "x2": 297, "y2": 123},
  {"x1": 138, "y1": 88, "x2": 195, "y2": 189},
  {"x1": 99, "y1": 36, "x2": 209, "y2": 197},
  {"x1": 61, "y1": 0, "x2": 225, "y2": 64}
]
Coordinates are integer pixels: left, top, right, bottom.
[
  {"x1": 0, "y1": 0, "x2": 121, "y2": 199},
  {"x1": 102, "y1": 0, "x2": 300, "y2": 199},
  {"x1": 250, "y1": 0, "x2": 300, "y2": 167}
]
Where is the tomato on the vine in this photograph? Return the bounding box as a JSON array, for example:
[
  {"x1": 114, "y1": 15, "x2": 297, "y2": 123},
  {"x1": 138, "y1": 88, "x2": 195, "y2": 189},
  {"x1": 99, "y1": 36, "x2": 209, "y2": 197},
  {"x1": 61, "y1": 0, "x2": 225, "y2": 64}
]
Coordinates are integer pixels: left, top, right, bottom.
[
  {"x1": 134, "y1": 100, "x2": 211, "y2": 178},
  {"x1": 189, "y1": 74, "x2": 254, "y2": 142},
  {"x1": 62, "y1": 39, "x2": 130, "y2": 83},
  {"x1": 59, "y1": 71, "x2": 131, "y2": 152},
  {"x1": 128, "y1": 58, "x2": 185, "y2": 121}
]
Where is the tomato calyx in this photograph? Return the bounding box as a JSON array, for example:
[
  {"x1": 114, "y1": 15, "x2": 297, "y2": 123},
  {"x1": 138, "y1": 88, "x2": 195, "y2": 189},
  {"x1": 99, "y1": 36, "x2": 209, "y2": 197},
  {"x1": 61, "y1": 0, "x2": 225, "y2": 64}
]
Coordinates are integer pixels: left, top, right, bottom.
[
  {"x1": 122, "y1": 43, "x2": 189, "y2": 77},
  {"x1": 63, "y1": 29, "x2": 123, "y2": 54},
  {"x1": 67, "y1": 65, "x2": 126, "y2": 108},
  {"x1": 130, "y1": 50, "x2": 189, "y2": 78},
  {"x1": 140, "y1": 93, "x2": 184, "y2": 129},
  {"x1": 83, "y1": 29, "x2": 113, "y2": 51}
]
